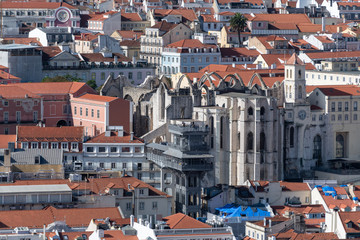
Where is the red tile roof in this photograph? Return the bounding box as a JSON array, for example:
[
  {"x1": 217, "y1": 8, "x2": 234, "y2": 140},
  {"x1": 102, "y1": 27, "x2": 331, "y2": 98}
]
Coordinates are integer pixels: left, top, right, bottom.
[
  {"x1": 163, "y1": 213, "x2": 211, "y2": 229},
  {"x1": 286, "y1": 53, "x2": 304, "y2": 65},
  {"x1": 0, "y1": 206, "x2": 122, "y2": 229},
  {"x1": 271, "y1": 229, "x2": 338, "y2": 240},
  {"x1": 150, "y1": 21, "x2": 178, "y2": 32},
  {"x1": 17, "y1": 126, "x2": 84, "y2": 143},
  {"x1": 272, "y1": 205, "x2": 325, "y2": 216},
  {"x1": 166, "y1": 39, "x2": 217, "y2": 49},
  {"x1": 0, "y1": 85, "x2": 41, "y2": 99},
  {"x1": 85, "y1": 131, "x2": 143, "y2": 144},
  {"x1": 115, "y1": 30, "x2": 143, "y2": 40},
  {"x1": 305, "y1": 50, "x2": 360, "y2": 60},
  {"x1": 153, "y1": 9, "x2": 197, "y2": 22},
  {"x1": 315, "y1": 36, "x2": 334, "y2": 43},
  {"x1": 339, "y1": 211, "x2": 360, "y2": 234},
  {"x1": 76, "y1": 93, "x2": 119, "y2": 103},
  {"x1": 306, "y1": 85, "x2": 360, "y2": 96},
  {"x1": 121, "y1": 12, "x2": 142, "y2": 22},
  {"x1": 246, "y1": 13, "x2": 311, "y2": 25},
  {"x1": 9, "y1": 82, "x2": 96, "y2": 95},
  {"x1": 39, "y1": 46, "x2": 62, "y2": 61},
  {"x1": 0, "y1": 70, "x2": 20, "y2": 80},
  {"x1": 120, "y1": 40, "x2": 141, "y2": 47},
  {"x1": 0, "y1": 135, "x2": 16, "y2": 149},
  {"x1": 220, "y1": 47, "x2": 259, "y2": 57},
  {"x1": 3, "y1": 37, "x2": 42, "y2": 46}
]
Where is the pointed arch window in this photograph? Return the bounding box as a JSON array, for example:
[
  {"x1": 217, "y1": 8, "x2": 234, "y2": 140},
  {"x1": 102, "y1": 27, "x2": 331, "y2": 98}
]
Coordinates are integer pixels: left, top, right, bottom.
[{"x1": 247, "y1": 132, "x2": 253, "y2": 151}]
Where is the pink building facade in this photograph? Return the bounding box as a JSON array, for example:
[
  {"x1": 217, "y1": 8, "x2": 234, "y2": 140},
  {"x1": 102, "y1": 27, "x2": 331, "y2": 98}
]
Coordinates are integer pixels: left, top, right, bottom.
[
  {"x1": 71, "y1": 94, "x2": 132, "y2": 137},
  {"x1": 0, "y1": 85, "x2": 42, "y2": 135}
]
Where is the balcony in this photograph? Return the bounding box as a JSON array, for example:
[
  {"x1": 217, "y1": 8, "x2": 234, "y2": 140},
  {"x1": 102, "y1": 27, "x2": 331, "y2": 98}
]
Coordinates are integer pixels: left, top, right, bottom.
[{"x1": 147, "y1": 152, "x2": 213, "y2": 172}]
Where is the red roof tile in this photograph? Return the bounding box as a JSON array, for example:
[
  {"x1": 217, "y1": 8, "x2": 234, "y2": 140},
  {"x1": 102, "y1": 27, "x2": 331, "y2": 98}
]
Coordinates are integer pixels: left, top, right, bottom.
[
  {"x1": 8, "y1": 82, "x2": 96, "y2": 95},
  {"x1": 0, "y1": 135, "x2": 16, "y2": 149},
  {"x1": 306, "y1": 85, "x2": 360, "y2": 96},
  {"x1": 163, "y1": 213, "x2": 211, "y2": 229},
  {"x1": 85, "y1": 131, "x2": 143, "y2": 144},
  {"x1": 17, "y1": 126, "x2": 84, "y2": 142}
]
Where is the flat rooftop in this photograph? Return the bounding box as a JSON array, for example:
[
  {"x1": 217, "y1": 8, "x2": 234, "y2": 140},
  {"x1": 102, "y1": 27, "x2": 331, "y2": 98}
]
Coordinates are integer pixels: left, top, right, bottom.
[
  {"x1": 0, "y1": 44, "x2": 38, "y2": 50},
  {"x1": 0, "y1": 184, "x2": 71, "y2": 194}
]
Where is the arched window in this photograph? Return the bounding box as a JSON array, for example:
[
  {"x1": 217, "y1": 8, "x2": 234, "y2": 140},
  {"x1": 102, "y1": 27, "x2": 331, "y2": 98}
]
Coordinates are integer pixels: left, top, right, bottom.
[
  {"x1": 313, "y1": 135, "x2": 321, "y2": 159},
  {"x1": 336, "y1": 134, "x2": 345, "y2": 158},
  {"x1": 289, "y1": 86, "x2": 292, "y2": 98},
  {"x1": 260, "y1": 132, "x2": 266, "y2": 151},
  {"x1": 298, "y1": 69, "x2": 302, "y2": 78},
  {"x1": 248, "y1": 107, "x2": 253, "y2": 116},
  {"x1": 247, "y1": 132, "x2": 253, "y2": 151},
  {"x1": 260, "y1": 107, "x2": 265, "y2": 116},
  {"x1": 298, "y1": 86, "x2": 302, "y2": 99},
  {"x1": 290, "y1": 127, "x2": 294, "y2": 147}
]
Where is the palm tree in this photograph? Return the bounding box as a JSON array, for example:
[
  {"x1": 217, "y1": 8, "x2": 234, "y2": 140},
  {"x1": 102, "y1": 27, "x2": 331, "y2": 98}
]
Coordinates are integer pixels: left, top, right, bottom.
[{"x1": 230, "y1": 13, "x2": 248, "y2": 47}]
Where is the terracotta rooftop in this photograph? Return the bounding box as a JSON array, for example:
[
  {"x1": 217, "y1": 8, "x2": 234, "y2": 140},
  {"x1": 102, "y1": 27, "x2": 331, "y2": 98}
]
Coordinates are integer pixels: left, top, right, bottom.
[
  {"x1": 286, "y1": 53, "x2": 304, "y2": 65},
  {"x1": 163, "y1": 213, "x2": 211, "y2": 229},
  {"x1": 246, "y1": 13, "x2": 311, "y2": 24},
  {"x1": 153, "y1": 9, "x2": 197, "y2": 22},
  {"x1": 115, "y1": 30, "x2": 143, "y2": 40},
  {"x1": 220, "y1": 47, "x2": 259, "y2": 57},
  {"x1": 120, "y1": 40, "x2": 141, "y2": 47},
  {"x1": 150, "y1": 21, "x2": 178, "y2": 32},
  {"x1": 3, "y1": 37, "x2": 42, "y2": 46},
  {"x1": 166, "y1": 39, "x2": 217, "y2": 49},
  {"x1": 271, "y1": 229, "x2": 338, "y2": 239},
  {"x1": 306, "y1": 85, "x2": 360, "y2": 96},
  {"x1": 17, "y1": 126, "x2": 84, "y2": 143},
  {"x1": 75, "y1": 93, "x2": 119, "y2": 103},
  {"x1": 0, "y1": 135, "x2": 16, "y2": 149},
  {"x1": 8, "y1": 82, "x2": 96, "y2": 95},
  {"x1": 121, "y1": 12, "x2": 142, "y2": 22},
  {"x1": 339, "y1": 211, "x2": 360, "y2": 233},
  {"x1": 85, "y1": 131, "x2": 143, "y2": 144},
  {"x1": 0, "y1": 85, "x2": 40, "y2": 99},
  {"x1": 0, "y1": 206, "x2": 122, "y2": 229}
]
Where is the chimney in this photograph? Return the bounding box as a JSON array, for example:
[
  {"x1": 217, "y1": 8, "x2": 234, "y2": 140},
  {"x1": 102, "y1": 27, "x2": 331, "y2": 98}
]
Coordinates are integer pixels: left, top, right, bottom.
[
  {"x1": 322, "y1": 17, "x2": 326, "y2": 32},
  {"x1": 130, "y1": 215, "x2": 135, "y2": 227},
  {"x1": 232, "y1": 63, "x2": 235, "y2": 68},
  {"x1": 4, "y1": 149, "x2": 11, "y2": 168},
  {"x1": 130, "y1": 132, "x2": 134, "y2": 141}
]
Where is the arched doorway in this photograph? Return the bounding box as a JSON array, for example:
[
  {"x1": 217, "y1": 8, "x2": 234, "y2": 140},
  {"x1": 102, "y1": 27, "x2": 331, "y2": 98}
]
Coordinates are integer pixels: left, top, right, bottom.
[{"x1": 57, "y1": 120, "x2": 67, "y2": 127}]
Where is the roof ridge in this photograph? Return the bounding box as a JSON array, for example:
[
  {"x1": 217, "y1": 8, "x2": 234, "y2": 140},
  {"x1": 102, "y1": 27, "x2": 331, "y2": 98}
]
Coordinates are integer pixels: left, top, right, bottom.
[{"x1": 172, "y1": 213, "x2": 187, "y2": 228}]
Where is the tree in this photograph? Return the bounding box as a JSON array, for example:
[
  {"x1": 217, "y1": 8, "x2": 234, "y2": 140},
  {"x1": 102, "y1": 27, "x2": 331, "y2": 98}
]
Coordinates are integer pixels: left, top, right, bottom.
[
  {"x1": 230, "y1": 13, "x2": 248, "y2": 47},
  {"x1": 42, "y1": 74, "x2": 82, "y2": 82},
  {"x1": 86, "y1": 80, "x2": 97, "y2": 90}
]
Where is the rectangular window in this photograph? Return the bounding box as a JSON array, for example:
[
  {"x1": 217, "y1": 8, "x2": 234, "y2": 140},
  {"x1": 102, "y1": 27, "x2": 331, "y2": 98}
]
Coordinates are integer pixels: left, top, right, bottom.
[
  {"x1": 99, "y1": 147, "x2": 106, "y2": 152},
  {"x1": 135, "y1": 147, "x2": 142, "y2": 153},
  {"x1": 152, "y1": 201, "x2": 157, "y2": 209},
  {"x1": 3, "y1": 112, "x2": 8, "y2": 123},
  {"x1": 126, "y1": 202, "x2": 131, "y2": 210},
  {"x1": 62, "y1": 143, "x2": 68, "y2": 149},
  {"x1": 111, "y1": 162, "x2": 116, "y2": 168},
  {"x1": 331, "y1": 114, "x2": 335, "y2": 121},
  {"x1": 354, "y1": 101, "x2": 358, "y2": 111},
  {"x1": 97, "y1": 110, "x2": 100, "y2": 118},
  {"x1": 137, "y1": 163, "x2": 142, "y2": 170},
  {"x1": 42, "y1": 143, "x2": 48, "y2": 149},
  {"x1": 110, "y1": 147, "x2": 117, "y2": 152},
  {"x1": 74, "y1": 106, "x2": 77, "y2": 115},
  {"x1": 16, "y1": 111, "x2": 21, "y2": 123},
  {"x1": 16, "y1": 101, "x2": 21, "y2": 106},
  {"x1": 63, "y1": 105, "x2": 68, "y2": 114},
  {"x1": 85, "y1": 108, "x2": 88, "y2": 116},
  {"x1": 32, "y1": 142, "x2": 38, "y2": 149},
  {"x1": 3, "y1": 101, "x2": 8, "y2": 107},
  {"x1": 80, "y1": 107, "x2": 83, "y2": 116},
  {"x1": 128, "y1": 72, "x2": 133, "y2": 79},
  {"x1": 122, "y1": 162, "x2": 127, "y2": 169},
  {"x1": 139, "y1": 202, "x2": 145, "y2": 210},
  {"x1": 345, "y1": 102, "x2": 349, "y2": 111},
  {"x1": 354, "y1": 114, "x2": 358, "y2": 120},
  {"x1": 100, "y1": 162, "x2": 104, "y2": 168},
  {"x1": 87, "y1": 147, "x2": 94, "y2": 152},
  {"x1": 52, "y1": 143, "x2": 58, "y2": 149},
  {"x1": 122, "y1": 147, "x2": 130, "y2": 152},
  {"x1": 331, "y1": 102, "x2": 335, "y2": 112},
  {"x1": 338, "y1": 102, "x2": 342, "y2": 112},
  {"x1": 33, "y1": 111, "x2": 38, "y2": 122},
  {"x1": 91, "y1": 109, "x2": 94, "y2": 117},
  {"x1": 338, "y1": 114, "x2": 342, "y2": 121},
  {"x1": 72, "y1": 143, "x2": 78, "y2": 150},
  {"x1": 137, "y1": 173, "x2": 142, "y2": 180}
]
